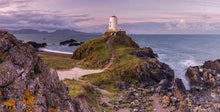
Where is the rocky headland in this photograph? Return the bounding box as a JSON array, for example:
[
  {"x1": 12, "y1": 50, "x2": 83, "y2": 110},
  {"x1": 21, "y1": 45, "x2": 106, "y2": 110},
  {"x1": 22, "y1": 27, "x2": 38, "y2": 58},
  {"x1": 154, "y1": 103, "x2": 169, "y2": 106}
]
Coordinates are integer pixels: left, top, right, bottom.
[
  {"x1": 72, "y1": 31, "x2": 220, "y2": 112},
  {"x1": 72, "y1": 31, "x2": 176, "y2": 111}
]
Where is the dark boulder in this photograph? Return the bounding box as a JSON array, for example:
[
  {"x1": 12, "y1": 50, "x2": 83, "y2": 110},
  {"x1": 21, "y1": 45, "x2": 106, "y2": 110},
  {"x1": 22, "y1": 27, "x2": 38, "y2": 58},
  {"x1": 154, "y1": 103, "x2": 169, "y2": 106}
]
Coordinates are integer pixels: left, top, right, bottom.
[
  {"x1": 27, "y1": 41, "x2": 47, "y2": 49},
  {"x1": 60, "y1": 39, "x2": 83, "y2": 47},
  {"x1": 69, "y1": 43, "x2": 81, "y2": 46},
  {"x1": 172, "y1": 78, "x2": 186, "y2": 100},
  {"x1": 59, "y1": 39, "x2": 77, "y2": 45}
]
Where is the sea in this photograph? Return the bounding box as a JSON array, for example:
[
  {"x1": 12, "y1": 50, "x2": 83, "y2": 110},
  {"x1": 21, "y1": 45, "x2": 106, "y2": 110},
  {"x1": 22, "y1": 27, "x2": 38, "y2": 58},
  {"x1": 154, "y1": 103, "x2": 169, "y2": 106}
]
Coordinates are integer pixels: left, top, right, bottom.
[{"x1": 14, "y1": 33, "x2": 220, "y2": 90}]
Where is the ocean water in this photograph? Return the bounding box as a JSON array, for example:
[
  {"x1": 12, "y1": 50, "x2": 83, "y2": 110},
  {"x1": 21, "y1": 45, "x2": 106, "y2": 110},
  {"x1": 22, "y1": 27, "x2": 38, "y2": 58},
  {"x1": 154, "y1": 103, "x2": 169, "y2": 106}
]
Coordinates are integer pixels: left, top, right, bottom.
[
  {"x1": 14, "y1": 33, "x2": 102, "y2": 54},
  {"x1": 14, "y1": 33, "x2": 220, "y2": 89}
]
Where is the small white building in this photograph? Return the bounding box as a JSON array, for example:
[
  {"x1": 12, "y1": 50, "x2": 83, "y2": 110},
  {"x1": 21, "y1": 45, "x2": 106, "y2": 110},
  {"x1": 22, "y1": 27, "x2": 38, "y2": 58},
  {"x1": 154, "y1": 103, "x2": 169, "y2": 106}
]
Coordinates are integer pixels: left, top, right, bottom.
[{"x1": 109, "y1": 16, "x2": 122, "y2": 32}]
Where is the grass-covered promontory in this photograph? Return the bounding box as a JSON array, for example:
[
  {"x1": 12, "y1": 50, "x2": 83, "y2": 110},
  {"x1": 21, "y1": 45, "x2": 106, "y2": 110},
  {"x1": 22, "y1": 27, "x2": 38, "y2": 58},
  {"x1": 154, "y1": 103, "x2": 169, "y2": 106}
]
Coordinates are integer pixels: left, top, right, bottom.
[{"x1": 73, "y1": 31, "x2": 174, "y2": 91}]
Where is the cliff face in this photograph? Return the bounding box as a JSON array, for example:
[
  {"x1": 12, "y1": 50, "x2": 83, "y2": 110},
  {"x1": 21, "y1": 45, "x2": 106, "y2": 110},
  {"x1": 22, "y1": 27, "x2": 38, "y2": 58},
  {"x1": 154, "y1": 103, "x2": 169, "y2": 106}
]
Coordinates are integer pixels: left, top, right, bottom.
[{"x1": 0, "y1": 31, "x2": 94, "y2": 112}]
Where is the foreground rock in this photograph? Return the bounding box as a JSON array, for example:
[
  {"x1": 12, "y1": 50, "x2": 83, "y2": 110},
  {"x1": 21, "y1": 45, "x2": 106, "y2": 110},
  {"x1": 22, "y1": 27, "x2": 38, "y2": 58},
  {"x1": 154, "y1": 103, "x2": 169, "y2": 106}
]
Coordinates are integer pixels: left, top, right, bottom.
[{"x1": 0, "y1": 31, "x2": 94, "y2": 112}]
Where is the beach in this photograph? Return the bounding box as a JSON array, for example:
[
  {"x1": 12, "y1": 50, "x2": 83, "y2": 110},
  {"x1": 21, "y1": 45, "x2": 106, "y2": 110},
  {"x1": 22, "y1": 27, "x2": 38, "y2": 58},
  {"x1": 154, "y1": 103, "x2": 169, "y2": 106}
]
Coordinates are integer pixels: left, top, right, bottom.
[{"x1": 38, "y1": 51, "x2": 72, "y2": 58}]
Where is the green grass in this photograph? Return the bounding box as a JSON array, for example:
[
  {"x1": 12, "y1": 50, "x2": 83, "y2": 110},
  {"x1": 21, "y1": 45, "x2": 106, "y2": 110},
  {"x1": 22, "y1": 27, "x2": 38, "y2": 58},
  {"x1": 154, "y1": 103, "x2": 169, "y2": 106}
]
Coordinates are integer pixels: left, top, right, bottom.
[
  {"x1": 0, "y1": 57, "x2": 4, "y2": 63},
  {"x1": 0, "y1": 53, "x2": 4, "y2": 64},
  {"x1": 82, "y1": 39, "x2": 140, "y2": 91},
  {"x1": 62, "y1": 79, "x2": 99, "y2": 110},
  {"x1": 34, "y1": 64, "x2": 41, "y2": 74},
  {"x1": 39, "y1": 55, "x2": 75, "y2": 70},
  {"x1": 78, "y1": 42, "x2": 111, "y2": 69},
  {"x1": 73, "y1": 36, "x2": 111, "y2": 69}
]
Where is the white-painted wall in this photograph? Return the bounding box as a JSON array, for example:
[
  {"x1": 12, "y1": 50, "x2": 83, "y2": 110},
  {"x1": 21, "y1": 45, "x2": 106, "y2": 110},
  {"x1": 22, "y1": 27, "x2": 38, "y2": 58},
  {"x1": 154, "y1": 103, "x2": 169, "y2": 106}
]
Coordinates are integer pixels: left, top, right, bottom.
[{"x1": 109, "y1": 16, "x2": 118, "y2": 31}]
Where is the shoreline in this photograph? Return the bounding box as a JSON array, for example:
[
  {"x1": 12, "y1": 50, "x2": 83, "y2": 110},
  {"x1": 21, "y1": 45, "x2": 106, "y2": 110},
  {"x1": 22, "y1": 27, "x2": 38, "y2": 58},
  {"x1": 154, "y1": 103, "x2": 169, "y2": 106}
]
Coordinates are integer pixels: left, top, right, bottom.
[{"x1": 38, "y1": 50, "x2": 72, "y2": 58}]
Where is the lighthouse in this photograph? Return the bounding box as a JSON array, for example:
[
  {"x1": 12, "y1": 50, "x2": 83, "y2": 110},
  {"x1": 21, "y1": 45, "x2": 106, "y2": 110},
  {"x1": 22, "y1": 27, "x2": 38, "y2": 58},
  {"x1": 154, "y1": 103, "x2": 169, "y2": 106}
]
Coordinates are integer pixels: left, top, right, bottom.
[{"x1": 109, "y1": 16, "x2": 118, "y2": 31}]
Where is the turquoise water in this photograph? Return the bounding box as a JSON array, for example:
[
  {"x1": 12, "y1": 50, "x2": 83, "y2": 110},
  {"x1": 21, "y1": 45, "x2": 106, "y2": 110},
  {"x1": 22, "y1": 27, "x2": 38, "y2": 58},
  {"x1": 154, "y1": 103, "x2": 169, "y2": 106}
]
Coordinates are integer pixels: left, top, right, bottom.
[{"x1": 15, "y1": 33, "x2": 220, "y2": 89}]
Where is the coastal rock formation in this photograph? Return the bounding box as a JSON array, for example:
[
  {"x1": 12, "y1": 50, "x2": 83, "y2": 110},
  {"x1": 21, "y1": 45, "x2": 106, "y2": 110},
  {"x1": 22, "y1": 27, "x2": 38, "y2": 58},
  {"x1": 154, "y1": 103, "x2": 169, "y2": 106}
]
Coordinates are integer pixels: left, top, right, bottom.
[
  {"x1": 130, "y1": 47, "x2": 158, "y2": 58},
  {"x1": 0, "y1": 31, "x2": 94, "y2": 112},
  {"x1": 179, "y1": 59, "x2": 220, "y2": 111},
  {"x1": 27, "y1": 41, "x2": 47, "y2": 49},
  {"x1": 60, "y1": 39, "x2": 77, "y2": 45},
  {"x1": 172, "y1": 78, "x2": 186, "y2": 100},
  {"x1": 73, "y1": 31, "x2": 174, "y2": 89},
  {"x1": 60, "y1": 39, "x2": 84, "y2": 46},
  {"x1": 202, "y1": 59, "x2": 220, "y2": 73},
  {"x1": 185, "y1": 61, "x2": 218, "y2": 88}
]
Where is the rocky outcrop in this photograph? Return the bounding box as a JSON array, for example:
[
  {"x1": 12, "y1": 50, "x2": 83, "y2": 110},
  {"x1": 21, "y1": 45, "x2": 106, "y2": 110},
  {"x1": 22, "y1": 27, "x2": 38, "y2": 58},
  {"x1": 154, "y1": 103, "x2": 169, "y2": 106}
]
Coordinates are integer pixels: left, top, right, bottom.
[
  {"x1": 172, "y1": 78, "x2": 186, "y2": 100},
  {"x1": 181, "y1": 59, "x2": 220, "y2": 111},
  {"x1": 185, "y1": 66, "x2": 202, "y2": 86},
  {"x1": 133, "y1": 58, "x2": 174, "y2": 85},
  {"x1": 0, "y1": 31, "x2": 94, "y2": 112},
  {"x1": 185, "y1": 60, "x2": 218, "y2": 88},
  {"x1": 60, "y1": 39, "x2": 77, "y2": 45},
  {"x1": 60, "y1": 39, "x2": 84, "y2": 47},
  {"x1": 27, "y1": 41, "x2": 47, "y2": 49},
  {"x1": 202, "y1": 59, "x2": 220, "y2": 73},
  {"x1": 130, "y1": 47, "x2": 158, "y2": 58}
]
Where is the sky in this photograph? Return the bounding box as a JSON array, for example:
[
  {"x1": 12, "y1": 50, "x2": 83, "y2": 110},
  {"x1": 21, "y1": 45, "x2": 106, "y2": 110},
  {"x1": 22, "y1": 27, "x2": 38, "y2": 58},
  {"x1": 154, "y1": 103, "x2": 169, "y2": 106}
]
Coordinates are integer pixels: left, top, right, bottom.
[{"x1": 1, "y1": 0, "x2": 220, "y2": 34}]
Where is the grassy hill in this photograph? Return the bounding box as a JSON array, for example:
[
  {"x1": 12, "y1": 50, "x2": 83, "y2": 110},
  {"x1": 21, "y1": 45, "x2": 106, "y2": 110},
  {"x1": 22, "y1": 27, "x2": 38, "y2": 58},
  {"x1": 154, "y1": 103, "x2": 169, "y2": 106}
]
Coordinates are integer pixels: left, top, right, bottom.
[{"x1": 73, "y1": 31, "x2": 174, "y2": 92}]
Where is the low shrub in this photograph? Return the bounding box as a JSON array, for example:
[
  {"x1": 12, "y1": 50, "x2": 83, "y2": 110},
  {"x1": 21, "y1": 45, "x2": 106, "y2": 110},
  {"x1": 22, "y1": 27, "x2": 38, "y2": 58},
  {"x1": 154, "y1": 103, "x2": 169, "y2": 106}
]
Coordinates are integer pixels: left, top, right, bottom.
[
  {"x1": 34, "y1": 64, "x2": 41, "y2": 74},
  {"x1": 0, "y1": 57, "x2": 4, "y2": 63}
]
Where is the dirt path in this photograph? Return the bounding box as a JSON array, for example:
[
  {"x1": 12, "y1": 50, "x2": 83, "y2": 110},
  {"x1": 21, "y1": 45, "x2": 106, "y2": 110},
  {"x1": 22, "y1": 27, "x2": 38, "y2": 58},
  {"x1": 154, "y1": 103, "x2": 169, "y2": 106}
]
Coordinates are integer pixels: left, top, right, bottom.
[
  {"x1": 57, "y1": 36, "x2": 114, "y2": 111},
  {"x1": 150, "y1": 93, "x2": 170, "y2": 112},
  {"x1": 57, "y1": 36, "x2": 114, "y2": 81}
]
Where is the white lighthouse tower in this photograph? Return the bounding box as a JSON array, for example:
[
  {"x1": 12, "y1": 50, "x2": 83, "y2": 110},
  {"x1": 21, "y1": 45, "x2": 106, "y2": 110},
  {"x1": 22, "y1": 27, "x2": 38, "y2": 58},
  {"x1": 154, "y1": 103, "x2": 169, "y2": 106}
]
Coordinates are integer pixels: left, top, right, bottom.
[{"x1": 109, "y1": 16, "x2": 118, "y2": 31}]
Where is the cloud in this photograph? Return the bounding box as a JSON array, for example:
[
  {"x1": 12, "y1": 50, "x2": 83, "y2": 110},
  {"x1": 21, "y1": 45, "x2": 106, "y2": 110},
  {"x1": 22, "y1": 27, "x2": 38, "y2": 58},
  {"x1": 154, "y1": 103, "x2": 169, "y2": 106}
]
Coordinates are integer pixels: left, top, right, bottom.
[
  {"x1": 1, "y1": 0, "x2": 220, "y2": 34},
  {"x1": 176, "y1": 19, "x2": 189, "y2": 30},
  {"x1": 0, "y1": 0, "x2": 34, "y2": 9},
  {"x1": 81, "y1": 21, "x2": 220, "y2": 34},
  {"x1": 0, "y1": 10, "x2": 92, "y2": 31}
]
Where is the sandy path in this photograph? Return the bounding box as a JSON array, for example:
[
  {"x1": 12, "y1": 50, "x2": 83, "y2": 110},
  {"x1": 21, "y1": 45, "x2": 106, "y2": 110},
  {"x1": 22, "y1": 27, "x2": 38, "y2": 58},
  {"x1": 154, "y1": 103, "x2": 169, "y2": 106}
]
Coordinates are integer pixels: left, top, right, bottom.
[
  {"x1": 57, "y1": 67, "x2": 104, "y2": 80},
  {"x1": 57, "y1": 36, "x2": 114, "y2": 81}
]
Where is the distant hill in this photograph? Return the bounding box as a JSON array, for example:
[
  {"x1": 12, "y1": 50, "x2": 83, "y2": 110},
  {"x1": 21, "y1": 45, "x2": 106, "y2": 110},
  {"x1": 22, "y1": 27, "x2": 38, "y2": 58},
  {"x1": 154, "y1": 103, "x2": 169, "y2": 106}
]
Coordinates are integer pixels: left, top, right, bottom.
[
  {"x1": 51, "y1": 29, "x2": 86, "y2": 34},
  {"x1": 9, "y1": 29, "x2": 97, "y2": 35},
  {"x1": 9, "y1": 29, "x2": 49, "y2": 34}
]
